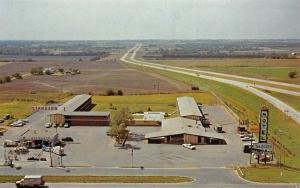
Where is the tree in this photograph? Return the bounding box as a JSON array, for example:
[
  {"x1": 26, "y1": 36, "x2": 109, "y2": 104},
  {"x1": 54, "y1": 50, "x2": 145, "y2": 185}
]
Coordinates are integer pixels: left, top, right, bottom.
[
  {"x1": 108, "y1": 123, "x2": 129, "y2": 144},
  {"x1": 107, "y1": 107, "x2": 132, "y2": 143},
  {"x1": 117, "y1": 90, "x2": 123, "y2": 96},
  {"x1": 44, "y1": 69, "x2": 52, "y2": 75},
  {"x1": 288, "y1": 71, "x2": 298, "y2": 79},
  {"x1": 4, "y1": 76, "x2": 11, "y2": 83},
  {"x1": 113, "y1": 107, "x2": 133, "y2": 125},
  {"x1": 106, "y1": 89, "x2": 115, "y2": 96},
  {"x1": 30, "y1": 67, "x2": 43, "y2": 75},
  {"x1": 12, "y1": 73, "x2": 22, "y2": 79},
  {"x1": 58, "y1": 68, "x2": 65, "y2": 73}
]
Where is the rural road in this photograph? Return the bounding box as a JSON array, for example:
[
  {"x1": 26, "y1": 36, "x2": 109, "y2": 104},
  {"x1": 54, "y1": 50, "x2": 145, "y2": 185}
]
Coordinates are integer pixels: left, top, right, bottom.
[{"x1": 121, "y1": 45, "x2": 300, "y2": 125}]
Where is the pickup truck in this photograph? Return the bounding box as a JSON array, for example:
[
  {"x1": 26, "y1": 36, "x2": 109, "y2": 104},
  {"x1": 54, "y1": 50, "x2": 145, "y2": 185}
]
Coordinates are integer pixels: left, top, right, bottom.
[{"x1": 15, "y1": 175, "x2": 45, "y2": 188}]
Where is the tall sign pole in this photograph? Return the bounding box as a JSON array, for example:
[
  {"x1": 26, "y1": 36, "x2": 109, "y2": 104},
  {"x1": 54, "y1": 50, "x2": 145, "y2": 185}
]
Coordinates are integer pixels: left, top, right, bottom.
[{"x1": 259, "y1": 107, "x2": 269, "y2": 143}]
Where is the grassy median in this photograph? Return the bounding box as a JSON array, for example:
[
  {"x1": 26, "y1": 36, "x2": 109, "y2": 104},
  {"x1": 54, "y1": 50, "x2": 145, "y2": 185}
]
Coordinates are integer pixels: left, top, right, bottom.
[{"x1": 0, "y1": 176, "x2": 192, "y2": 183}]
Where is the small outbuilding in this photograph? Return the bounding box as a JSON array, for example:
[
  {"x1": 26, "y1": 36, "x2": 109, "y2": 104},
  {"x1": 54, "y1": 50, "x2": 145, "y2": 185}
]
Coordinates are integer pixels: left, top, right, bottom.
[{"x1": 19, "y1": 129, "x2": 59, "y2": 148}]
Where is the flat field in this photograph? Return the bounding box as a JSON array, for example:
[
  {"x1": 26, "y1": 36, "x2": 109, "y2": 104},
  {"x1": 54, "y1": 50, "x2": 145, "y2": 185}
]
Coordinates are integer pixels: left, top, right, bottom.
[
  {"x1": 150, "y1": 58, "x2": 300, "y2": 84},
  {"x1": 0, "y1": 56, "x2": 189, "y2": 95},
  {"x1": 91, "y1": 92, "x2": 217, "y2": 116}
]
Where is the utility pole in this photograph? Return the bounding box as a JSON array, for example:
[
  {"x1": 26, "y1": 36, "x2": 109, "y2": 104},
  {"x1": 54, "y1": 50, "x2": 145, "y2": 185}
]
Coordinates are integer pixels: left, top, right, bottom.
[
  {"x1": 131, "y1": 147, "x2": 133, "y2": 168},
  {"x1": 49, "y1": 145, "x2": 53, "y2": 167}
]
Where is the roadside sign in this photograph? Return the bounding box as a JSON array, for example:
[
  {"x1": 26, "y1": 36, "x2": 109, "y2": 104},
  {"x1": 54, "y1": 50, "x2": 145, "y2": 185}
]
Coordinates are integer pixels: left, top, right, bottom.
[
  {"x1": 259, "y1": 108, "x2": 269, "y2": 143},
  {"x1": 249, "y1": 123, "x2": 259, "y2": 133},
  {"x1": 253, "y1": 143, "x2": 273, "y2": 152}
]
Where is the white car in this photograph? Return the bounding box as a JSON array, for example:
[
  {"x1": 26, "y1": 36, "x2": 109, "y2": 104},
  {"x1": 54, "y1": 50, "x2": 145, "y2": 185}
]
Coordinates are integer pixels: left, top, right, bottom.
[
  {"x1": 64, "y1": 123, "x2": 70, "y2": 128},
  {"x1": 241, "y1": 137, "x2": 255, "y2": 141},
  {"x1": 182, "y1": 143, "x2": 196, "y2": 150},
  {"x1": 21, "y1": 119, "x2": 29, "y2": 123},
  {"x1": 45, "y1": 123, "x2": 52, "y2": 128}
]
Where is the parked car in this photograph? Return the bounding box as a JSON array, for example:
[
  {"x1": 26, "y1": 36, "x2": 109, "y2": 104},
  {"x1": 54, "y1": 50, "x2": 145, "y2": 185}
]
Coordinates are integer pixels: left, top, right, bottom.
[
  {"x1": 64, "y1": 123, "x2": 70, "y2": 128},
  {"x1": 52, "y1": 123, "x2": 58, "y2": 128},
  {"x1": 62, "y1": 137, "x2": 73, "y2": 142},
  {"x1": 45, "y1": 123, "x2": 52, "y2": 128},
  {"x1": 3, "y1": 114, "x2": 11, "y2": 120},
  {"x1": 20, "y1": 119, "x2": 29, "y2": 123},
  {"x1": 0, "y1": 119, "x2": 4, "y2": 123},
  {"x1": 42, "y1": 146, "x2": 52, "y2": 152},
  {"x1": 241, "y1": 136, "x2": 255, "y2": 141},
  {"x1": 182, "y1": 143, "x2": 196, "y2": 150}
]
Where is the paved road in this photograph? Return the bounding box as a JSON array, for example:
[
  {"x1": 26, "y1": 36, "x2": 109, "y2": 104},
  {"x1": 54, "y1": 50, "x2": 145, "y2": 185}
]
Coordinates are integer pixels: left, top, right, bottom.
[
  {"x1": 130, "y1": 46, "x2": 300, "y2": 97},
  {"x1": 121, "y1": 45, "x2": 300, "y2": 125},
  {"x1": 0, "y1": 166, "x2": 297, "y2": 188}
]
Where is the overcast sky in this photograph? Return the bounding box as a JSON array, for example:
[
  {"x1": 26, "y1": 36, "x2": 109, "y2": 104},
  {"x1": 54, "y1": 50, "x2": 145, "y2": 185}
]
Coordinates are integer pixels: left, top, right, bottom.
[{"x1": 0, "y1": 0, "x2": 299, "y2": 40}]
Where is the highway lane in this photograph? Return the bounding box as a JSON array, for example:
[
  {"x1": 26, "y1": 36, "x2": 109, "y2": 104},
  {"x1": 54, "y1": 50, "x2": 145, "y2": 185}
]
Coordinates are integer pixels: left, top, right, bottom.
[
  {"x1": 129, "y1": 46, "x2": 300, "y2": 97},
  {"x1": 121, "y1": 45, "x2": 300, "y2": 125}
]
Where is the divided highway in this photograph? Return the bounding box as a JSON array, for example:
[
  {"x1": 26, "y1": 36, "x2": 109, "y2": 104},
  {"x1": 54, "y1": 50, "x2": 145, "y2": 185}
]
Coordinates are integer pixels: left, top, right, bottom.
[{"x1": 121, "y1": 45, "x2": 300, "y2": 125}]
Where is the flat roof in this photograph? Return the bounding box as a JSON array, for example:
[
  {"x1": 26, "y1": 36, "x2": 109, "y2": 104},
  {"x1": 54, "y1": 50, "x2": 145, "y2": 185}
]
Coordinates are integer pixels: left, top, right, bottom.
[
  {"x1": 177, "y1": 97, "x2": 202, "y2": 117},
  {"x1": 57, "y1": 94, "x2": 91, "y2": 112},
  {"x1": 24, "y1": 175, "x2": 43, "y2": 179},
  {"x1": 63, "y1": 111, "x2": 110, "y2": 116}
]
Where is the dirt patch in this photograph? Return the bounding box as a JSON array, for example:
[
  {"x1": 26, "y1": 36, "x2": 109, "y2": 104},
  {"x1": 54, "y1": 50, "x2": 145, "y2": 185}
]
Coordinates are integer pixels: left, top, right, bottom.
[{"x1": 0, "y1": 58, "x2": 190, "y2": 94}]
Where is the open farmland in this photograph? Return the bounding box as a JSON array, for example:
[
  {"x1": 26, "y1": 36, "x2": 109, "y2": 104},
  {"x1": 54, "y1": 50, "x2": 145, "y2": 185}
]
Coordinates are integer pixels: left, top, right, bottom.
[
  {"x1": 0, "y1": 57, "x2": 189, "y2": 94},
  {"x1": 149, "y1": 58, "x2": 300, "y2": 84}
]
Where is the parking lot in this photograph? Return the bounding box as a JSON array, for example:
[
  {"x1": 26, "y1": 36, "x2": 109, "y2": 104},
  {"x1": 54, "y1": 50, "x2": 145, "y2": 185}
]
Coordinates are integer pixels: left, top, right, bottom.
[{"x1": 0, "y1": 105, "x2": 249, "y2": 168}]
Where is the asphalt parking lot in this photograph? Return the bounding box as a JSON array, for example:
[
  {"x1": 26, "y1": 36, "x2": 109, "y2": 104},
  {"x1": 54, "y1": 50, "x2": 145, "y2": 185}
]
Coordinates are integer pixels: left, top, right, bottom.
[{"x1": 0, "y1": 105, "x2": 249, "y2": 169}]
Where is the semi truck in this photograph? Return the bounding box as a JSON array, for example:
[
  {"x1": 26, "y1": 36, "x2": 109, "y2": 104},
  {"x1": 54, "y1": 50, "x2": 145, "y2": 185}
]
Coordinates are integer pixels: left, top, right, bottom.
[{"x1": 15, "y1": 175, "x2": 45, "y2": 188}]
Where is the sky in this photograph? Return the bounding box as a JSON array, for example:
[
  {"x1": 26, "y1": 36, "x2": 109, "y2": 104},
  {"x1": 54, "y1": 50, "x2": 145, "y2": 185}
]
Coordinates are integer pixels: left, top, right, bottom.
[{"x1": 0, "y1": 0, "x2": 300, "y2": 40}]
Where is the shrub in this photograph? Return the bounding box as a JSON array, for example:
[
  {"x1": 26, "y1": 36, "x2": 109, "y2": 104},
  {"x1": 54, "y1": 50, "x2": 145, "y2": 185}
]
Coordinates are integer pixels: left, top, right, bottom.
[
  {"x1": 117, "y1": 90, "x2": 123, "y2": 96},
  {"x1": 58, "y1": 68, "x2": 65, "y2": 73},
  {"x1": 12, "y1": 73, "x2": 23, "y2": 79},
  {"x1": 288, "y1": 71, "x2": 298, "y2": 79},
  {"x1": 4, "y1": 76, "x2": 11, "y2": 83},
  {"x1": 30, "y1": 67, "x2": 44, "y2": 75},
  {"x1": 106, "y1": 89, "x2": 115, "y2": 96}
]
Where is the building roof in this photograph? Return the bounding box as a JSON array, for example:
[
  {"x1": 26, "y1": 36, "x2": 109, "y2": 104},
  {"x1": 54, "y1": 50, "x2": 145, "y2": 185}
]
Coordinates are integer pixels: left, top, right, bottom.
[
  {"x1": 145, "y1": 117, "x2": 224, "y2": 140},
  {"x1": 24, "y1": 175, "x2": 43, "y2": 179},
  {"x1": 57, "y1": 94, "x2": 91, "y2": 112},
  {"x1": 177, "y1": 97, "x2": 203, "y2": 117},
  {"x1": 19, "y1": 129, "x2": 58, "y2": 141},
  {"x1": 63, "y1": 111, "x2": 110, "y2": 116}
]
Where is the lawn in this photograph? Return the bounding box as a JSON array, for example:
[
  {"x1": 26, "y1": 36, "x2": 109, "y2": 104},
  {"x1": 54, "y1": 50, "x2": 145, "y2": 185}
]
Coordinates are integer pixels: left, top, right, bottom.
[
  {"x1": 0, "y1": 175, "x2": 192, "y2": 183},
  {"x1": 239, "y1": 166, "x2": 300, "y2": 183},
  {"x1": 128, "y1": 64, "x2": 300, "y2": 182},
  {"x1": 92, "y1": 92, "x2": 217, "y2": 116},
  {"x1": 0, "y1": 92, "x2": 71, "y2": 125}
]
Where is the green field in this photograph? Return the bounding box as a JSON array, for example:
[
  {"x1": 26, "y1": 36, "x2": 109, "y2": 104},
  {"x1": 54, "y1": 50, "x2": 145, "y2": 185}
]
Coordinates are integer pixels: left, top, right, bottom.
[
  {"x1": 91, "y1": 92, "x2": 217, "y2": 116},
  {"x1": 0, "y1": 92, "x2": 71, "y2": 125},
  {"x1": 128, "y1": 64, "x2": 300, "y2": 182},
  {"x1": 150, "y1": 58, "x2": 300, "y2": 84}
]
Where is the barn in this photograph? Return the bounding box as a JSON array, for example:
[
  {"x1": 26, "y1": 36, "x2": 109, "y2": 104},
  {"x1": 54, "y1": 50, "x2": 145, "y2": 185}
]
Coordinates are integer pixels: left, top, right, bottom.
[
  {"x1": 145, "y1": 117, "x2": 226, "y2": 145},
  {"x1": 49, "y1": 94, "x2": 110, "y2": 126}
]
